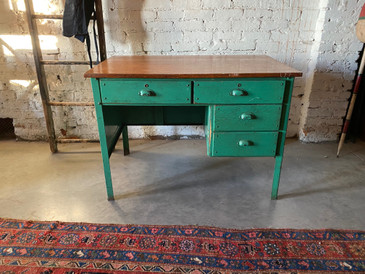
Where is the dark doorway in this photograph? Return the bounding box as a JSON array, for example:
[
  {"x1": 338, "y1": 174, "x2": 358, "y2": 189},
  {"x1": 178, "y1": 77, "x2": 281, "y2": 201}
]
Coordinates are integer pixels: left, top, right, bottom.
[
  {"x1": 0, "y1": 118, "x2": 16, "y2": 140},
  {"x1": 347, "y1": 46, "x2": 365, "y2": 141}
]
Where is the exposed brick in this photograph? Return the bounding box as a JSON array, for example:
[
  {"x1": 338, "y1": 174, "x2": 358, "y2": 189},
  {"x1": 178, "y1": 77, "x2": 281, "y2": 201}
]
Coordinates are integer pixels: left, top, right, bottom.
[
  {"x1": 143, "y1": 0, "x2": 172, "y2": 10},
  {"x1": 204, "y1": 20, "x2": 231, "y2": 31},
  {"x1": 183, "y1": 31, "x2": 213, "y2": 43},
  {"x1": 142, "y1": 42, "x2": 172, "y2": 53},
  {"x1": 155, "y1": 31, "x2": 183, "y2": 43},
  {"x1": 213, "y1": 9, "x2": 244, "y2": 21},
  {"x1": 173, "y1": 20, "x2": 204, "y2": 31},
  {"x1": 227, "y1": 40, "x2": 257, "y2": 51},
  {"x1": 146, "y1": 21, "x2": 174, "y2": 33},
  {"x1": 202, "y1": 0, "x2": 231, "y2": 9},
  {"x1": 171, "y1": 42, "x2": 199, "y2": 52},
  {"x1": 184, "y1": 10, "x2": 213, "y2": 20},
  {"x1": 157, "y1": 10, "x2": 184, "y2": 21}
]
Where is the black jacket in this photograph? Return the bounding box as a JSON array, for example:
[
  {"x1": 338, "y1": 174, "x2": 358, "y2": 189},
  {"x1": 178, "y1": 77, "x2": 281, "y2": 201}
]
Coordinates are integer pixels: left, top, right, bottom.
[{"x1": 62, "y1": 0, "x2": 95, "y2": 43}]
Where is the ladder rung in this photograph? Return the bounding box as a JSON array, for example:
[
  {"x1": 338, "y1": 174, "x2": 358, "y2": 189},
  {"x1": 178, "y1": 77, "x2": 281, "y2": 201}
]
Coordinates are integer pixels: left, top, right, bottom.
[
  {"x1": 56, "y1": 138, "x2": 98, "y2": 143},
  {"x1": 33, "y1": 14, "x2": 62, "y2": 19},
  {"x1": 48, "y1": 102, "x2": 94, "y2": 106},
  {"x1": 32, "y1": 14, "x2": 95, "y2": 20},
  {"x1": 41, "y1": 60, "x2": 97, "y2": 66}
]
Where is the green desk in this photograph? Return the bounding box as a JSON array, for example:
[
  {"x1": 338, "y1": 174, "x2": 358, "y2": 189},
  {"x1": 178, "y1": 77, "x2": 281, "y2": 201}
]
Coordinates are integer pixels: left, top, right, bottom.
[{"x1": 85, "y1": 55, "x2": 302, "y2": 200}]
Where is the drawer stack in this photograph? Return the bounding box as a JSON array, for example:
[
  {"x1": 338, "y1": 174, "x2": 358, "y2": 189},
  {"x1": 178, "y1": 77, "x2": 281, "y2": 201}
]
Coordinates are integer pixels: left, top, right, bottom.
[
  {"x1": 195, "y1": 79, "x2": 286, "y2": 157},
  {"x1": 98, "y1": 77, "x2": 287, "y2": 158}
]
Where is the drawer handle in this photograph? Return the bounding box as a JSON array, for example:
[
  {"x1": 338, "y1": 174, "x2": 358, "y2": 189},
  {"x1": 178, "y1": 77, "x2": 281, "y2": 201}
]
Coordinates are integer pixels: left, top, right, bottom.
[
  {"x1": 139, "y1": 90, "x2": 155, "y2": 97},
  {"x1": 230, "y1": 89, "x2": 248, "y2": 96},
  {"x1": 240, "y1": 113, "x2": 255, "y2": 120},
  {"x1": 238, "y1": 140, "x2": 252, "y2": 147}
]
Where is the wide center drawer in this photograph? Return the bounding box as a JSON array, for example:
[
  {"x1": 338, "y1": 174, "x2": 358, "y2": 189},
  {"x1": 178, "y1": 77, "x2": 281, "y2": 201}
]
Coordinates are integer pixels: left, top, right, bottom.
[
  {"x1": 100, "y1": 79, "x2": 191, "y2": 105},
  {"x1": 194, "y1": 79, "x2": 285, "y2": 104},
  {"x1": 212, "y1": 105, "x2": 282, "y2": 131},
  {"x1": 208, "y1": 132, "x2": 278, "y2": 157}
]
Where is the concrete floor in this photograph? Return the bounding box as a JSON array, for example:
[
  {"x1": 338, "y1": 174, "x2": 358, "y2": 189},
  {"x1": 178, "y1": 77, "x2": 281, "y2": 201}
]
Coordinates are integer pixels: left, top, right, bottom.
[{"x1": 0, "y1": 138, "x2": 364, "y2": 230}]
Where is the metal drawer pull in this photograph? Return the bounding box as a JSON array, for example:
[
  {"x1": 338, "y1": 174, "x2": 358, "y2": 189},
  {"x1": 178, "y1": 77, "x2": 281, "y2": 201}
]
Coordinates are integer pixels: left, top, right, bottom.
[
  {"x1": 238, "y1": 140, "x2": 252, "y2": 147},
  {"x1": 240, "y1": 113, "x2": 255, "y2": 120},
  {"x1": 230, "y1": 89, "x2": 248, "y2": 96},
  {"x1": 139, "y1": 90, "x2": 155, "y2": 96}
]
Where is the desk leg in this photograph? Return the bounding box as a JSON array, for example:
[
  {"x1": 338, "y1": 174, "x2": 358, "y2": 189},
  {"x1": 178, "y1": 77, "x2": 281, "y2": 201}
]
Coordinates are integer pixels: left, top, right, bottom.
[
  {"x1": 91, "y1": 78, "x2": 114, "y2": 201},
  {"x1": 272, "y1": 155, "x2": 283, "y2": 200},
  {"x1": 100, "y1": 137, "x2": 115, "y2": 201},
  {"x1": 122, "y1": 126, "x2": 130, "y2": 156},
  {"x1": 96, "y1": 119, "x2": 115, "y2": 200}
]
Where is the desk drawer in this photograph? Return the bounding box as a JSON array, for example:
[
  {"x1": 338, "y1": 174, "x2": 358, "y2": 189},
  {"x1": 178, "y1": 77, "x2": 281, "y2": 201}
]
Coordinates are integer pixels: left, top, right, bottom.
[
  {"x1": 194, "y1": 79, "x2": 285, "y2": 104},
  {"x1": 208, "y1": 132, "x2": 278, "y2": 157},
  {"x1": 100, "y1": 79, "x2": 191, "y2": 105},
  {"x1": 212, "y1": 105, "x2": 282, "y2": 131}
]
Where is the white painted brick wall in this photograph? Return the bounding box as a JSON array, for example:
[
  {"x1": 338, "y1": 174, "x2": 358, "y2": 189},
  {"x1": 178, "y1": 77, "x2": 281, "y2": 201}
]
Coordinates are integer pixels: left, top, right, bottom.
[
  {"x1": 0, "y1": 0, "x2": 362, "y2": 142},
  {"x1": 299, "y1": 0, "x2": 363, "y2": 142}
]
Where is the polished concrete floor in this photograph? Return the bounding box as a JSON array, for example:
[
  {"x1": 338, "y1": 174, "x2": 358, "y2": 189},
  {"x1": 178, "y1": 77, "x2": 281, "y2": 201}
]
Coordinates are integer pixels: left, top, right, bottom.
[{"x1": 0, "y1": 138, "x2": 364, "y2": 230}]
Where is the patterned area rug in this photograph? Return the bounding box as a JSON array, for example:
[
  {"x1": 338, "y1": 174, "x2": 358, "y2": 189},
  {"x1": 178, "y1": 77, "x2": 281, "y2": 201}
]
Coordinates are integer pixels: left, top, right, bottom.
[{"x1": 0, "y1": 218, "x2": 364, "y2": 273}]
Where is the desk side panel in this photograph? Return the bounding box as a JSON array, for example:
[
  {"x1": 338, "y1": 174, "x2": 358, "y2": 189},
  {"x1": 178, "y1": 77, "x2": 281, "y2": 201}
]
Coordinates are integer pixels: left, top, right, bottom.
[
  {"x1": 276, "y1": 77, "x2": 295, "y2": 155},
  {"x1": 271, "y1": 77, "x2": 295, "y2": 199}
]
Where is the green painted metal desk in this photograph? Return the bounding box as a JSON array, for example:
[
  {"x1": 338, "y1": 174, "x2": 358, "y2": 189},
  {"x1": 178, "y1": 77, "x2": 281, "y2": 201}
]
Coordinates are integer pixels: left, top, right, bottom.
[{"x1": 85, "y1": 55, "x2": 302, "y2": 201}]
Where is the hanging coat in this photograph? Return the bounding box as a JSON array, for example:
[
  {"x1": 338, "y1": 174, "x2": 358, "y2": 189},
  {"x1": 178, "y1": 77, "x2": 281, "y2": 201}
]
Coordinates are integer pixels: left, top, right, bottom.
[
  {"x1": 62, "y1": 0, "x2": 95, "y2": 43},
  {"x1": 62, "y1": 0, "x2": 99, "y2": 67}
]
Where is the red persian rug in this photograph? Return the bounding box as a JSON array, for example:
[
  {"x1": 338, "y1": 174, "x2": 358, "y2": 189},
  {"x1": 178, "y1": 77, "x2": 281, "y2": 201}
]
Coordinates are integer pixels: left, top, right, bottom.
[{"x1": 0, "y1": 218, "x2": 364, "y2": 273}]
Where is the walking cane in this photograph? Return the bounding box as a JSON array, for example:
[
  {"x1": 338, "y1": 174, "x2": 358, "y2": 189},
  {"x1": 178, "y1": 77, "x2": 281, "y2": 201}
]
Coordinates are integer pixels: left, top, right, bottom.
[{"x1": 337, "y1": 4, "x2": 365, "y2": 157}]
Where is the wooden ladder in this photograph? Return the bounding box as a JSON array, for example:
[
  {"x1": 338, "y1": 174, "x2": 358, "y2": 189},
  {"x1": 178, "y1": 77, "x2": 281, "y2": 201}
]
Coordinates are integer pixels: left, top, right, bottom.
[{"x1": 24, "y1": 0, "x2": 107, "y2": 152}]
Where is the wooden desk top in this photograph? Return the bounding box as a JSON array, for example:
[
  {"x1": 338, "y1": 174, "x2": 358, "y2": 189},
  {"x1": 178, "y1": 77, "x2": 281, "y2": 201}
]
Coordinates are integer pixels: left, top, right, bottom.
[{"x1": 84, "y1": 55, "x2": 302, "y2": 79}]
